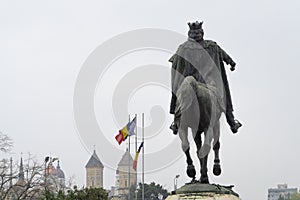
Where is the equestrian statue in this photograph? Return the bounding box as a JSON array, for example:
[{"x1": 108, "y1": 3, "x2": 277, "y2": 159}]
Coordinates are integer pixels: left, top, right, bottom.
[{"x1": 169, "y1": 21, "x2": 242, "y2": 184}]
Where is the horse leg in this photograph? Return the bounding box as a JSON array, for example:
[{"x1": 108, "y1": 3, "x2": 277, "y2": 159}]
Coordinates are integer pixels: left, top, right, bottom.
[
  {"x1": 185, "y1": 148, "x2": 196, "y2": 180},
  {"x1": 193, "y1": 129, "x2": 209, "y2": 184},
  {"x1": 213, "y1": 140, "x2": 222, "y2": 176},
  {"x1": 212, "y1": 122, "x2": 222, "y2": 176},
  {"x1": 199, "y1": 154, "x2": 209, "y2": 183},
  {"x1": 179, "y1": 126, "x2": 196, "y2": 180}
]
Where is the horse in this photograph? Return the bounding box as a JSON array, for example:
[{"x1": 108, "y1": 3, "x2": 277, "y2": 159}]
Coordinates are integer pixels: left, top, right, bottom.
[{"x1": 174, "y1": 76, "x2": 224, "y2": 183}]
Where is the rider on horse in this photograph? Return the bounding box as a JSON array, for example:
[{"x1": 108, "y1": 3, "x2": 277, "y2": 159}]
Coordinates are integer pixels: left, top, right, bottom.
[{"x1": 170, "y1": 21, "x2": 242, "y2": 134}]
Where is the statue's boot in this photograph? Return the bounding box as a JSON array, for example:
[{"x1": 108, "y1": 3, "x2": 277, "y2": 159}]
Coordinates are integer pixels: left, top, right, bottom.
[
  {"x1": 230, "y1": 120, "x2": 242, "y2": 134},
  {"x1": 226, "y1": 111, "x2": 242, "y2": 133},
  {"x1": 169, "y1": 122, "x2": 178, "y2": 135},
  {"x1": 170, "y1": 114, "x2": 181, "y2": 135}
]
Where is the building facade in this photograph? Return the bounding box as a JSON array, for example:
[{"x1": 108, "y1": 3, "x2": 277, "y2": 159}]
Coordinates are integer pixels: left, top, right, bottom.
[
  {"x1": 45, "y1": 159, "x2": 66, "y2": 191},
  {"x1": 85, "y1": 150, "x2": 104, "y2": 188},
  {"x1": 115, "y1": 148, "x2": 137, "y2": 198},
  {"x1": 268, "y1": 184, "x2": 297, "y2": 200}
]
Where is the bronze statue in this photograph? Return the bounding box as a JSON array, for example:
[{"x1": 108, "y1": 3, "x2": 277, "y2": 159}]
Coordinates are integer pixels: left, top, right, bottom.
[
  {"x1": 169, "y1": 21, "x2": 242, "y2": 183},
  {"x1": 170, "y1": 21, "x2": 241, "y2": 134}
]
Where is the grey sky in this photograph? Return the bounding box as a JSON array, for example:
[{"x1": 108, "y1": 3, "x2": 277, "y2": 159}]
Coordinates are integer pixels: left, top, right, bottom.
[{"x1": 1, "y1": 1, "x2": 300, "y2": 199}]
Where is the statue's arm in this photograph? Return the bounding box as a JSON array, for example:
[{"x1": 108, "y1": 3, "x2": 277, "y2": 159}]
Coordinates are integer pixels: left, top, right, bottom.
[{"x1": 218, "y1": 46, "x2": 236, "y2": 71}]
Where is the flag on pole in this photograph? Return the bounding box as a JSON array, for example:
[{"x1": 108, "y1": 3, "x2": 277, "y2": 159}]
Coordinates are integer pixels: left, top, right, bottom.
[
  {"x1": 133, "y1": 142, "x2": 144, "y2": 170},
  {"x1": 115, "y1": 117, "x2": 137, "y2": 145}
]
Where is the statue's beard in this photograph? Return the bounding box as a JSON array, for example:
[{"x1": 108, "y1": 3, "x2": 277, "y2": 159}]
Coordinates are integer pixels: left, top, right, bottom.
[{"x1": 188, "y1": 30, "x2": 204, "y2": 42}]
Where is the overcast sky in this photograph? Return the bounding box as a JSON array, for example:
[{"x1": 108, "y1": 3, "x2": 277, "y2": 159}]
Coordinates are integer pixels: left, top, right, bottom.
[{"x1": 1, "y1": 1, "x2": 300, "y2": 199}]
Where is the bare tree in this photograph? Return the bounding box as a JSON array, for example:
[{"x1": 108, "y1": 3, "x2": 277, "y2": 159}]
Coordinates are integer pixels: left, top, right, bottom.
[
  {"x1": 0, "y1": 132, "x2": 13, "y2": 153},
  {"x1": 66, "y1": 174, "x2": 76, "y2": 189},
  {"x1": 0, "y1": 154, "x2": 45, "y2": 199},
  {"x1": 0, "y1": 158, "x2": 18, "y2": 199},
  {"x1": 0, "y1": 135, "x2": 70, "y2": 199}
]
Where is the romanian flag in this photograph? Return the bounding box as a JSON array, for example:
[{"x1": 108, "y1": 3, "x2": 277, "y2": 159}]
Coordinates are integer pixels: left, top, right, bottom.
[
  {"x1": 115, "y1": 117, "x2": 137, "y2": 145},
  {"x1": 133, "y1": 142, "x2": 144, "y2": 170}
]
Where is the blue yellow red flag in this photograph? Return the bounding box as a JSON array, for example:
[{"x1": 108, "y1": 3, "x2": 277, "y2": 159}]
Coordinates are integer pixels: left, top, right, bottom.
[{"x1": 115, "y1": 117, "x2": 137, "y2": 145}]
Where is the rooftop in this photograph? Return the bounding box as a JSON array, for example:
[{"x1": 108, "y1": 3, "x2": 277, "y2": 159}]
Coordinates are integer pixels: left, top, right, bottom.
[
  {"x1": 118, "y1": 148, "x2": 134, "y2": 166},
  {"x1": 85, "y1": 150, "x2": 104, "y2": 168}
]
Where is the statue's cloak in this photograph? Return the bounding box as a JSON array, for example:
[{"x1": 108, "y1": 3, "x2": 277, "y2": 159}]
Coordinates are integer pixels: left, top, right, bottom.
[{"x1": 170, "y1": 39, "x2": 227, "y2": 114}]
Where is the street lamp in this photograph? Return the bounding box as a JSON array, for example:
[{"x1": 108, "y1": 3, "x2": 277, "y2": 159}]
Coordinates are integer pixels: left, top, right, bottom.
[
  {"x1": 158, "y1": 193, "x2": 163, "y2": 200},
  {"x1": 135, "y1": 189, "x2": 138, "y2": 200},
  {"x1": 174, "y1": 174, "x2": 180, "y2": 191},
  {"x1": 44, "y1": 156, "x2": 50, "y2": 191}
]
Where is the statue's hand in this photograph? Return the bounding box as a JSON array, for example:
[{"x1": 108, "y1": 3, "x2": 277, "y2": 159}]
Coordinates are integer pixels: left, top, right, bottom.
[{"x1": 230, "y1": 61, "x2": 236, "y2": 71}]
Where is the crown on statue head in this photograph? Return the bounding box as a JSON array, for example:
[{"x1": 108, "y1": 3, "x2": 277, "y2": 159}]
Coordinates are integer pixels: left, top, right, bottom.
[{"x1": 188, "y1": 21, "x2": 203, "y2": 30}]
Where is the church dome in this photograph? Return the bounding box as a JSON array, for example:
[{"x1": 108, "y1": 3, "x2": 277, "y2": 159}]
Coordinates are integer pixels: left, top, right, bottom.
[
  {"x1": 46, "y1": 161, "x2": 57, "y2": 176},
  {"x1": 56, "y1": 160, "x2": 65, "y2": 179}
]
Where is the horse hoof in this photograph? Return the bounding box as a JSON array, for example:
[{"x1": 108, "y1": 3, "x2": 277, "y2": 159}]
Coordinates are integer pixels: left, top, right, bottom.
[
  {"x1": 190, "y1": 178, "x2": 199, "y2": 184},
  {"x1": 213, "y1": 164, "x2": 222, "y2": 176},
  {"x1": 186, "y1": 165, "x2": 196, "y2": 178},
  {"x1": 200, "y1": 176, "x2": 209, "y2": 184}
]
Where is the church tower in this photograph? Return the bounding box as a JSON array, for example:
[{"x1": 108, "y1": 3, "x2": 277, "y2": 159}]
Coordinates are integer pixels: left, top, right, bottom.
[
  {"x1": 85, "y1": 150, "x2": 104, "y2": 188},
  {"x1": 56, "y1": 160, "x2": 65, "y2": 190},
  {"x1": 9, "y1": 157, "x2": 27, "y2": 199},
  {"x1": 116, "y1": 148, "x2": 137, "y2": 197}
]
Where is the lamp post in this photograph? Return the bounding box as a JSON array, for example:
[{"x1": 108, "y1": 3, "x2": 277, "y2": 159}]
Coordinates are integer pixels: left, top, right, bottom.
[
  {"x1": 158, "y1": 193, "x2": 163, "y2": 200},
  {"x1": 44, "y1": 156, "x2": 50, "y2": 194},
  {"x1": 174, "y1": 175, "x2": 180, "y2": 191},
  {"x1": 135, "y1": 189, "x2": 138, "y2": 200}
]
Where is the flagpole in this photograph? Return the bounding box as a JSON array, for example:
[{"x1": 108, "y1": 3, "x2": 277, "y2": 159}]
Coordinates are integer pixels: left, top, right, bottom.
[
  {"x1": 135, "y1": 113, "x2": 137, "y2": 189},
  {"x1": 135, "y1": 114, "x2": 137, "y2": 155},
  {"x1": 142, "y1": 113, "x2": 145, "y2": 200},
  {"x1": 128, "y1": 115, "x2": 131, "y2": 200}
]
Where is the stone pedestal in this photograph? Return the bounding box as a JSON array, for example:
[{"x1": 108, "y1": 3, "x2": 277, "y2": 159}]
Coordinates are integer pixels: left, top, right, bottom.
[{"x1": 166, "y1": 183, "x2": 241, "y2": 200}]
